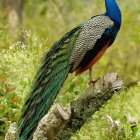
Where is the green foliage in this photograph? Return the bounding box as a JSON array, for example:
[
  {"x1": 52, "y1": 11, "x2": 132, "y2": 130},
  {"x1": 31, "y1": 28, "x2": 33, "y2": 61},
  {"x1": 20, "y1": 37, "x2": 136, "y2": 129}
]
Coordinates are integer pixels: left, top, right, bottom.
[
  {"x1": 0, "y1": 31, "x2": 46, "y2": 99},
  {"x1": 0, "y1": 82, "x2": 20, "y2": 136},
  {"x1": 70, "y1": 85, "x2": 140, "y2": 140},
  {"x1": 0, "y1": 0, "x2": 140, "y2": 139},
  {"x1": 0, "y1": 32, "x2": 46, "y2": 138}
]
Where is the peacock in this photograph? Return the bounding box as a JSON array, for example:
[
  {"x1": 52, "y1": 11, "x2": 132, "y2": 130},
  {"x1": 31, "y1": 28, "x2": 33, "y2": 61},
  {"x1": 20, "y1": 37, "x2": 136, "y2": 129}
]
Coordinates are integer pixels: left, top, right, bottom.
[{"x1": 18, "y1": 0, "x2": 122, "y2": 139}]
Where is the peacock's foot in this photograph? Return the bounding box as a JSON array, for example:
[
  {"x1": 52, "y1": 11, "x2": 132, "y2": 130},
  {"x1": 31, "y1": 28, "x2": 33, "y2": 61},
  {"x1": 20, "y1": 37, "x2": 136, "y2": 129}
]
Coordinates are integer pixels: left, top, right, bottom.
[{"x1": 88, "y1": 77, "x2": 100, "y2": 85}]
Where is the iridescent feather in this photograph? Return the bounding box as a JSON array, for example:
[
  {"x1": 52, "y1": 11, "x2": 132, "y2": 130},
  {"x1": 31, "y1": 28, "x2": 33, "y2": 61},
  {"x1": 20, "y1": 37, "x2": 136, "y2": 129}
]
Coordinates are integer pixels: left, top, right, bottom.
[{"x1": 18, "y1": 26, "x2": 82, "y2": 140}]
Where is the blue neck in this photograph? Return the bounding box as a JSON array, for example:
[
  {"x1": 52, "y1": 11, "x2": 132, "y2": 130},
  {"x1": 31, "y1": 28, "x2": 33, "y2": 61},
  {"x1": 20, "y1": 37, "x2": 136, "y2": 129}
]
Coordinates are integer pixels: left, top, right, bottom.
[{"x1": 105, "y1": 0, "x2": 122, "y2": 26}]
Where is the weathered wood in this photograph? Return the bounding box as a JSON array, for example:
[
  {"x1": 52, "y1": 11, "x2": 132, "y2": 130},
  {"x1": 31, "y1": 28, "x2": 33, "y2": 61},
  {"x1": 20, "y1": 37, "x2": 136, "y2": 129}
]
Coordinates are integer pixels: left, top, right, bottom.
[
  {"x1": 5, "y1": 73, "x2": 123, "y2": 140},
  {"x1": 5, "y1": 123, "x2": 18, "y2": 140},
  {"x1": 55, "y1": 72, "x2": 123, "y2": 140}
]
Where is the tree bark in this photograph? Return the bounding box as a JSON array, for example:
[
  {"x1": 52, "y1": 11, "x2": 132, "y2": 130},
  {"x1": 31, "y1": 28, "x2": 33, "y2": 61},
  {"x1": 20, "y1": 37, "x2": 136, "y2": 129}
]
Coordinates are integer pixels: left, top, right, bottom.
[
  {"x1": 5, "y1": 73, "x2": 123, "y2": 140},
  {"x1": 0, "y1": 0, "x2": 24, "y2": 38}
]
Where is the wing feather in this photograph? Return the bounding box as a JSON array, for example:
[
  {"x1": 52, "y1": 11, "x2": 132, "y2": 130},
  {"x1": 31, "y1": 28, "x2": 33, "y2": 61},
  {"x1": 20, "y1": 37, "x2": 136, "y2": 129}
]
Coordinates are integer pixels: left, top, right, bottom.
[{"x1": 70, "y1": 15, "x2": 114, "y2": 72}]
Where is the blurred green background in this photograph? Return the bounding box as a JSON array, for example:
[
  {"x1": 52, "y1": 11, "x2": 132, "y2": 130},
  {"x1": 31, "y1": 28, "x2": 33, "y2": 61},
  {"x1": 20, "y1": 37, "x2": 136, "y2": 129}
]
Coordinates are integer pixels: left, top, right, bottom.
[{"x1": 0, "y1": 0, "x2": 140, "y2": 139}]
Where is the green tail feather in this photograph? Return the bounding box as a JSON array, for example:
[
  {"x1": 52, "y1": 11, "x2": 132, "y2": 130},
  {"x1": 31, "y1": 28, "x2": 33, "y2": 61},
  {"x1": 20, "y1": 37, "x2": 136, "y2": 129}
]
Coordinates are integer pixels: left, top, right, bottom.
[{"x1": 18, "y1": 26, "x2": 81, "y2": 140}]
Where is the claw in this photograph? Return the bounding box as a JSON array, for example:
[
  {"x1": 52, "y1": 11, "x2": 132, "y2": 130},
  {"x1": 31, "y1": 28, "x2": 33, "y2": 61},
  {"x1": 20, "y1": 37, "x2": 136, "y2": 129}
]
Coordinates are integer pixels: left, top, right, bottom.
[
  {"x1": 88, "y1": 77, "x2": 100, "y2": 85},
  {"x1": 89, "y1": 67, "x2": 100, "y2": 84}
]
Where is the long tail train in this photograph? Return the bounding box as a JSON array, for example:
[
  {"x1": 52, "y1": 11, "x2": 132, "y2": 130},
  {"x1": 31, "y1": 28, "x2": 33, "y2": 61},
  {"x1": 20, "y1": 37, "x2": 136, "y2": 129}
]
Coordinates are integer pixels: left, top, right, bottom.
[{"x1": 18, "y1": 27, "x2": 80, "y2": 140}]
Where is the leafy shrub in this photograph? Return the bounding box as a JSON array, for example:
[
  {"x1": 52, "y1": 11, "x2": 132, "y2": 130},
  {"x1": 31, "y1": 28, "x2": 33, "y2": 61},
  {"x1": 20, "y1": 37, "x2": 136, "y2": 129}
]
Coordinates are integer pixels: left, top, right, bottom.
[{"x1": 0, "y1": 31, "x2": 46, "y2": 136}]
